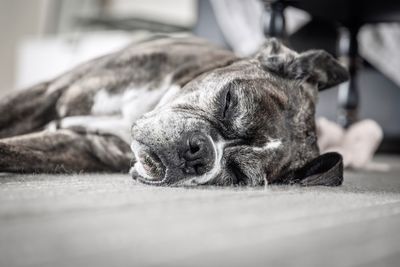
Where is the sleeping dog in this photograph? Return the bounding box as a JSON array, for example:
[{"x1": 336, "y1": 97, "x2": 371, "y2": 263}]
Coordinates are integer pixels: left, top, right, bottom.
[{"x1": 0, "y1": 36, "x2": 348, "y2": 186}]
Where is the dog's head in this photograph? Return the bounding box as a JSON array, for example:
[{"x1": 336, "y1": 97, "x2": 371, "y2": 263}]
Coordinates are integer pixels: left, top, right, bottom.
[{"x1": 130, "y1": 38, "x2": 348, "y2": 186}]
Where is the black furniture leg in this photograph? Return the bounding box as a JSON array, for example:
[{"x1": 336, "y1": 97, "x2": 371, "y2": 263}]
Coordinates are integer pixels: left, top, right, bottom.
[
  {"x1": 337, "y1": 26, "x2": 360, "y2": 128},
  {"x1": 263, "y1": 0, "x2": 287, "y2": 40}
]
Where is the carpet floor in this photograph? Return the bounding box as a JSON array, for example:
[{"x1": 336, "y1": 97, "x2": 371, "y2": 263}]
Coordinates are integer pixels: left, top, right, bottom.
[{"x1": 1, "y1": 155, "x2": 399, "y2": 267}]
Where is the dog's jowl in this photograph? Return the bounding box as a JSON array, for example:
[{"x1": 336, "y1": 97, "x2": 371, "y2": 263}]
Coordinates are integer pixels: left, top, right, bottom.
[{"x1": 0, "y1": 36, "x2": 348, "y2": 186}]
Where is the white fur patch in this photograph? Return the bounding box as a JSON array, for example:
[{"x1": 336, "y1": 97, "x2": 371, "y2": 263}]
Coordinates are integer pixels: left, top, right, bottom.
[
  {"x1": 91, "y1": 89, "x2": 125, "y2": 115},
  {"x1": 155, "y1": 84, "x2": 181, "y2": 108},
  {"x1": 62, "y1": 77, "x2": 181, "y2": 144},
  {"x1": 91, "y1": 87, "x2": 167, "y2": 122},
  {"x1": 52, "y1": 116, "x2": 132, "y2": 143},
  {"x1": 253, "y1": 138, "x2": 282, "y2": 152},
  {"x1": 91, "y1": 75, "x2": 177, "y2": 124},
  {"x1": 122, "y1": 88, "x2": 171, "y2": 123}
]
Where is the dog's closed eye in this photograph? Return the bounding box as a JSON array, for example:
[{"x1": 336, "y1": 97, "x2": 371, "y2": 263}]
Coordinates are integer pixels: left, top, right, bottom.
[
  {"x1": 219, "y1": 84, "x2": 238, "y2": 121},
  {"x1": 222, "y1": 89, "x2": 231, "y2": 118}
]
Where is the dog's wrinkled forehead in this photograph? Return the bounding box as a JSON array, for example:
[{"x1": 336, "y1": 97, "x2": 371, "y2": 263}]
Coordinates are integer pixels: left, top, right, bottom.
[
  {"x1": 157, "y1": 38, "x2": 348, "y2": 115},
  {"x1": 152, "y1": 60, "x2": 291, "y2": 139},
  {"x1": 173, "y1": 60, "x2": 287, "y2": 103}
]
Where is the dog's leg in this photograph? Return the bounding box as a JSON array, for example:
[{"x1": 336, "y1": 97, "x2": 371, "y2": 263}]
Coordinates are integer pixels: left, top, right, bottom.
[
  {"x1": 47, "y1": 115, "x2": 132, "y2": 144},
  {"x1": 0, "y1": 129, "x2": 132, "y2": 173},
  {"x1": 0, "y1": 82, "x2": 62, "y2": 138}
]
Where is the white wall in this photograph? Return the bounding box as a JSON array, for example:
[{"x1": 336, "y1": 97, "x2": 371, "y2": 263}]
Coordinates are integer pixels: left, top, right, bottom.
[
  {"x1": 0, "y1": 0, "x2": 196, "y2": 94},
  {"x1": 106, "y1": 0, "x2": 196, "y2": 26},
  {"x1": 0, "y1": 0, "x2": 49, "y2": 93}
]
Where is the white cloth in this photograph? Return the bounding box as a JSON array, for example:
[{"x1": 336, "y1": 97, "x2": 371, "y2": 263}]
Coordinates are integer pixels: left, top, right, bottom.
[
  {"x1": 210, "y1": 0, "x2": 400, "y2": 88},
  {"x1": 359, "y1": 23, "x2": 400, "y2": 88},
  {"x1": 317, "y1": 117, "x2": 384, "y2": 170},
  {"x1": 209, "y1": 0, "x2": 310, "y2": 56}
]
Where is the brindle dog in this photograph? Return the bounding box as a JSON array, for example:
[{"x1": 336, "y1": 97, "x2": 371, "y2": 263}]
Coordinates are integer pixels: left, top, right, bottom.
[{"x1": 0, "y1": 36, "x2": 348, "y2": 186}]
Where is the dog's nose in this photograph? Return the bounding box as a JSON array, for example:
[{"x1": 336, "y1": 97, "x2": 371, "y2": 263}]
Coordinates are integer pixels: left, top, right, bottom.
[{"x1": 181, "y1": 132, "x2": 214, "y2": 175}]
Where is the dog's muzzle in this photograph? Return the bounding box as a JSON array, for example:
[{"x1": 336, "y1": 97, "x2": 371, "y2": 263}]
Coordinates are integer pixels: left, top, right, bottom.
[{"x1": 131, "y1": 131, "x2": 216, "y2": 185}]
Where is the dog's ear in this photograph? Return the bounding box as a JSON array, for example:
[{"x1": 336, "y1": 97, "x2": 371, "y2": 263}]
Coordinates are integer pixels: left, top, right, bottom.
[
  {"x1": 288, "y1": 50, "x2": 350, "y2": 90},
  {"x1": 256, "y1": 38, "x2": 349, "y2": 90},
  {"x1": 293, "y1": 152, "x2": 344, "y2": 186}
]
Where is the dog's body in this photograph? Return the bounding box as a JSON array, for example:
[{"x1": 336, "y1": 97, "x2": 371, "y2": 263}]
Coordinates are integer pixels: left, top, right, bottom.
[{"x1": 0, "y1": 36, "x2": 348, "y2": 186}]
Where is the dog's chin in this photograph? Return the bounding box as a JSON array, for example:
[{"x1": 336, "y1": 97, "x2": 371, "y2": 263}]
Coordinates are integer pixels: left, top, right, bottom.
[
  {"x1": 130, "y1": 165, "x2": 167, "y2": 185},
  {"x1": 129, "y1": 153, "x2": 167, "y2": 185},
  {"x1": 130, "y1": 140, "x2": 168, "y2": 185}
]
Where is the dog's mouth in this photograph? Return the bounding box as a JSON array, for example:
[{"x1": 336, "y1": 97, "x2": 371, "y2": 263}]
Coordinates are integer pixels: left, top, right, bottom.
[
  {"x1": 130, "y1": 142, "x2": 167, "y2": 184},
  {"x1": 140, "y1": 151, "x2": 166, "y2": 180},
  {"x1": 130, "y1": 137, "x2": 254, "y2": 186}
]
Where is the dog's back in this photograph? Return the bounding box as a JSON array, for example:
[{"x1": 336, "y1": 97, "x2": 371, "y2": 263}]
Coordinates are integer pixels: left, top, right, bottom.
[{"x1": 51, "y1": 36, "x2": 237, "y2": 120}]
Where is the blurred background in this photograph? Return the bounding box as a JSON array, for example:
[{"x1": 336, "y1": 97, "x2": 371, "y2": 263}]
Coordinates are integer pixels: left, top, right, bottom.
[{"x1": 0, "y1": 0, "x2": 399, "y2": 153}]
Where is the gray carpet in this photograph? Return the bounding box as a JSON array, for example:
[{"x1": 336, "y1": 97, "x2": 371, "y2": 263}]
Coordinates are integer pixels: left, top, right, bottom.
[{"x1": 1, "y1": 155, "x2": 399, "y2": 267}]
